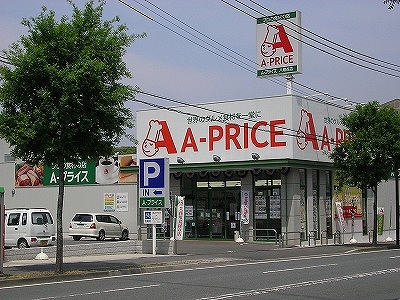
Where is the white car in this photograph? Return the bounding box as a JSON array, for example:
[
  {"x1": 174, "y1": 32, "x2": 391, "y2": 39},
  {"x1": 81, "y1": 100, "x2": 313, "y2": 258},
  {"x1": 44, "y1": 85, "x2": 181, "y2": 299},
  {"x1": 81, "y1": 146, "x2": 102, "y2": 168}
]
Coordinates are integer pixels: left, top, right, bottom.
[
  {"x1": 69, "y1": 213, "x2": 129, "y2": 241},
  {"x1": 5, "y1": 208, "x2": 56, "y2": 248}
]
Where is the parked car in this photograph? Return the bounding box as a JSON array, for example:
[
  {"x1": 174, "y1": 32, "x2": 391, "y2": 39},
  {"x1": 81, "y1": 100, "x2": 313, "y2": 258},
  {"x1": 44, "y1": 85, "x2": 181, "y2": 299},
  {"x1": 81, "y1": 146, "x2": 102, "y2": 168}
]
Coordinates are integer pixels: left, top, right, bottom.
[
  {"x1": 5, "y1": 208, "x2": 56, "y2": 249},
  {"x1": 69, "y1": 213, "x2": 129, "y2": 241}
]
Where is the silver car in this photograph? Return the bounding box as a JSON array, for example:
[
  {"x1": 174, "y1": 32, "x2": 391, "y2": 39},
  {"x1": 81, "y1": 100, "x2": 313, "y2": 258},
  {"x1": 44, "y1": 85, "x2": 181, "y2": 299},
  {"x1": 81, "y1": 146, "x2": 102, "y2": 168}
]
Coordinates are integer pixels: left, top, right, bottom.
[{"x1": 69, "y1": 213, "x2": 129, "y2": 241}]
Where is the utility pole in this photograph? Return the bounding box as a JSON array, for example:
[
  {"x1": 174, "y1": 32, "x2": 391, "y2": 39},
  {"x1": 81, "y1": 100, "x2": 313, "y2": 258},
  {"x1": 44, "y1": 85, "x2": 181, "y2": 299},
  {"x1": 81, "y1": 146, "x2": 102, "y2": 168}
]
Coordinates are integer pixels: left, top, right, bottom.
[
  {"x1": 0, "y1": 187, "x2": 4, "y2": 275},
  {"x1": 395, "y1": 170, "x2": 399, "y2": 245}
]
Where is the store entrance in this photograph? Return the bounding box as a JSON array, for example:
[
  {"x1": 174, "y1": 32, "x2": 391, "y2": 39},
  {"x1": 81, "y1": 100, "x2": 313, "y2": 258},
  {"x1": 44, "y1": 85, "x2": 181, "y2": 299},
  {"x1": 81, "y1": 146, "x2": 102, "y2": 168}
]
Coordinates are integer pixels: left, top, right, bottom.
[
  {"x1": 253, "y1": 174, "x2": 282, "y2": 241},
  {"x1": 193, "y1": 184, "x2": 241, "y2": 240}
]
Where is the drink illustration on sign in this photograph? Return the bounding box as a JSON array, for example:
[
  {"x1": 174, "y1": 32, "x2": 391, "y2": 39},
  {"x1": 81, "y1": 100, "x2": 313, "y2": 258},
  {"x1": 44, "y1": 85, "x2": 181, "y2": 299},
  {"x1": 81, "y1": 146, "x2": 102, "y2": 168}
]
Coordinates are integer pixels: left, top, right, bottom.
[{"x1": 95, "y1": 157, "x2": 119, "y2": 184}]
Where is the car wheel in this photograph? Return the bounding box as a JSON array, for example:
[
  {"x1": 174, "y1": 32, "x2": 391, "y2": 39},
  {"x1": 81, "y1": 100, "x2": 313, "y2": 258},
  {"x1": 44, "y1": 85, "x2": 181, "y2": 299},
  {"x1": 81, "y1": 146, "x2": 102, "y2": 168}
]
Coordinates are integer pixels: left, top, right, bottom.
[
  {"x1": 17, "y1": 239, "x2": 29, "y2": 249},
  {"x1": 73, "y1": 236, "x2": 82, "y2": 241},
  {"x1": 97, "y1": 230, "x2": 105, "y2": 241},
  {"x1": 120, "y1": 230, "x2": 129, "y2": 241}
]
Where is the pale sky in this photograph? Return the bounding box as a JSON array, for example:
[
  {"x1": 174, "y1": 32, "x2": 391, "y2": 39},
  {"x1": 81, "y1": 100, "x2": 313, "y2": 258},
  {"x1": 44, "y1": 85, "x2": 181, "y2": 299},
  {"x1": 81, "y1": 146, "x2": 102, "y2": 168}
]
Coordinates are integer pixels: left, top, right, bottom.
[{"x1": 0, "y1": 1, "x2": 399, "y2": 142}]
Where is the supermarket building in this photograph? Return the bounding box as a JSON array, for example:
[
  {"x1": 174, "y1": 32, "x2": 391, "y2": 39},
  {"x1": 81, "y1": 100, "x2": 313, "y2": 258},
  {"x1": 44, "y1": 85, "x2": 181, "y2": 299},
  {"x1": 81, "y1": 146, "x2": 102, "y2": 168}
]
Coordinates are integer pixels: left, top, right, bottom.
[{"x1": 136, "y1": 94, "x2": 378, "y2": 244}]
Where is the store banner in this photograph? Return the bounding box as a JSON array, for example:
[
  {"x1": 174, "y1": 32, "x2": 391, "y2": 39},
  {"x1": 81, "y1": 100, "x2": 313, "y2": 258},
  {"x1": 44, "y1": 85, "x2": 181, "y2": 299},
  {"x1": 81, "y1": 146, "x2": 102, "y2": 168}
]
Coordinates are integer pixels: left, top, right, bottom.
[
  {"x1": 335, "y1": 202, "x2": 345, "y2": 232},
  {"x1": 17, "y1": 154, "x2": 137, "y2": 187},
  {"x1": 175, "y1": 196, "x2": 185, "y2": 240},
  {"x1": 43, "y1": 161, "x2": 97, "y2": 186},
  {"x1": 136, "y1": 95, "x2": 348, "y2": 165},
  {"x1": 241, "y1": 191, "x2": 250, "y2": 225}
]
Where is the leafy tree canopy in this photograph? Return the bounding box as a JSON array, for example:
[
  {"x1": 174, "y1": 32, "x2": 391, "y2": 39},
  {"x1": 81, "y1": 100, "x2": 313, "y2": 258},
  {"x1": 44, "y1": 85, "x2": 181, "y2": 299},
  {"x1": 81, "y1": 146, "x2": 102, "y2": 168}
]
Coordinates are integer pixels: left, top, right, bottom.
[
  {"x1": 329, "y1": 101, "x2": 400, "y2": 190},
  {"x1": 113, "y1": 145, "x2": 136, "y2": 155},
  {"x1": 0, "y1": 0, "x2": 145, "y2": 165}
]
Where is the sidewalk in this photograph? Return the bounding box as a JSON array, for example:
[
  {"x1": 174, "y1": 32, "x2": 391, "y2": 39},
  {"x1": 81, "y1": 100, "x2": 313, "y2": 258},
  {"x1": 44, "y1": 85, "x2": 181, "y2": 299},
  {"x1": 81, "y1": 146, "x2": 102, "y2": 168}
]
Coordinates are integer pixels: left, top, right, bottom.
[{"x1": 0, "y1": 240, "x2": 396, "y2": 286}]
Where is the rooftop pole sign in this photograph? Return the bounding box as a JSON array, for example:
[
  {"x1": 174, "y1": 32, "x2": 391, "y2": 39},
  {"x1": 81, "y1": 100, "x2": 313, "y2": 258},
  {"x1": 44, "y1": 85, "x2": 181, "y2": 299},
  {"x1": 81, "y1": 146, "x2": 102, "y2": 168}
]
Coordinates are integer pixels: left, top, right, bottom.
[{"x1": 256, "y1": 11, "x2": 302, "y2": 78}]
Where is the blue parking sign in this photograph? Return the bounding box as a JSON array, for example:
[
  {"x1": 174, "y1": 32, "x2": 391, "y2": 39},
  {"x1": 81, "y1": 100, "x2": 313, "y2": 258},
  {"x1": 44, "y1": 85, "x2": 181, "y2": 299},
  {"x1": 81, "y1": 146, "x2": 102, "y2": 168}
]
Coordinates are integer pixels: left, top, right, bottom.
[
  {"x1": 139, "y1": 158, "x2": 165, "y2": 188},
  {"x1": 139, "y1": 158, "x2": 169, "y2": 208}
]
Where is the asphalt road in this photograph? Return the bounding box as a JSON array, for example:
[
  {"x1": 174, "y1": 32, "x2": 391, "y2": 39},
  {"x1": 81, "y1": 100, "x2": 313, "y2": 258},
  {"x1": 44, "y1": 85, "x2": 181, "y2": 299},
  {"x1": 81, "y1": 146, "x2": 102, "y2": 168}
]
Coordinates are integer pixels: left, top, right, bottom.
[{"x1": 1, "y1": 246, "x2": 400, "y2": 299}]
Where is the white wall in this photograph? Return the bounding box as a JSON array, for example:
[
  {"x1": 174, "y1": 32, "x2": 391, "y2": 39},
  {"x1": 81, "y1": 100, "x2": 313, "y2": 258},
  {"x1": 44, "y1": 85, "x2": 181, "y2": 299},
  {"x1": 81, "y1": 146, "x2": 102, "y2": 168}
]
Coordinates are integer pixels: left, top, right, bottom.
[{"x1": 0, "y1": 161, "x2": 139, "y2": 239}]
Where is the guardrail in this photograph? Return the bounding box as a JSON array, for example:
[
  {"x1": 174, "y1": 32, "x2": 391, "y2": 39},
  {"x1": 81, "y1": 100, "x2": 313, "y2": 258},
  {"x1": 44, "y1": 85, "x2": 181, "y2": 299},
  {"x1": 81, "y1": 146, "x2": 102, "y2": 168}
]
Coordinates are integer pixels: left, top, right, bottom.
[
  {"x1": 278, "y1": 231, "x2": 302, "y2": 247},
  {"x1": 308, "y1": 230, "x2": 317, "y2": 246},
  {"x1": 334, "y1": 230, "x2": 342, "y2": 244},
  {"x1": 320, "y1": 230, "x2": 329, "y2": 245},
  {"x1": 369, "y1": 230, "x2": 374, "y2": 243},
  {"x1": 253, "y1": 228, "x2": 278, "y2": 244}
]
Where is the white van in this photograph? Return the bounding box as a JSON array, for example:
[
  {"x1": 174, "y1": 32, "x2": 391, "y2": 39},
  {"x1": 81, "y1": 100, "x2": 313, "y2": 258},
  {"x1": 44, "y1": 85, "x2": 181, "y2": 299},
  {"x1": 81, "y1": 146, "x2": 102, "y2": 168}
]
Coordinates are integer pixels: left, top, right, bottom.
[{"x1": 5, "y1": 208, "x2": 56, "y2": 248}]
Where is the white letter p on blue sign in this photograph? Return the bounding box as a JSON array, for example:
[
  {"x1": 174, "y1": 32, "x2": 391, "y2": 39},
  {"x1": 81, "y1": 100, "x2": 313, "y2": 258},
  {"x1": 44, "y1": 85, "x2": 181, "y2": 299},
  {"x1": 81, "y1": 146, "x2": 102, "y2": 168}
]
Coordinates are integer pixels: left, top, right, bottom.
[{"x1": 143, "y1": 161, "x2": 160, "y2": 186}]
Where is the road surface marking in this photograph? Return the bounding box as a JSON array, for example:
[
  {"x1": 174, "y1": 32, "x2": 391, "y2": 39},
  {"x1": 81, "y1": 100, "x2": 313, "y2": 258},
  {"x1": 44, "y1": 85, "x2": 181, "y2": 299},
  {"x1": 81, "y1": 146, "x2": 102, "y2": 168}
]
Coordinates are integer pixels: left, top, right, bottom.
[
  {"x1": 196, "y1": 268, "x2": 400, "y2": 300},
  {"x1": 32, "y1": 284, "x2": 160, "y2": 300},
  {"x1": 262, "y1": 263, "x2": 337, "y2": 273}
]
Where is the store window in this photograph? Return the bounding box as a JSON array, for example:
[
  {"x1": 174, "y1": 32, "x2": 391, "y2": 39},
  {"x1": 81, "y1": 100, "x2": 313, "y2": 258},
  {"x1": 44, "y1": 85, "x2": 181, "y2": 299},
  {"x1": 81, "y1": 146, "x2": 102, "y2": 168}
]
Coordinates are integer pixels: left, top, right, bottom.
[
  {"x1": 312, "y1": 170, "x2": 320, "y2": 239},
  {"x1": 253, "y1": 170, "x2": 281, "y2": 241},
  {"x1": 299, "y1": 169, "x2": 307, "y2": 240},
  {"x1": 324, "y1": 171, "x2": 333, "y2": 238}
]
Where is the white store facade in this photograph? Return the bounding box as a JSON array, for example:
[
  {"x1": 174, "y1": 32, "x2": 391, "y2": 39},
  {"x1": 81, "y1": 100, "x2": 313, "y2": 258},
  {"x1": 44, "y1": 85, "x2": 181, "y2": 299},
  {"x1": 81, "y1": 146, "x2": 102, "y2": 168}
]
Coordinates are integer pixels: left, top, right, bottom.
[{"x1": 137, "y1": 94, "x2": 395, "y2": 244}]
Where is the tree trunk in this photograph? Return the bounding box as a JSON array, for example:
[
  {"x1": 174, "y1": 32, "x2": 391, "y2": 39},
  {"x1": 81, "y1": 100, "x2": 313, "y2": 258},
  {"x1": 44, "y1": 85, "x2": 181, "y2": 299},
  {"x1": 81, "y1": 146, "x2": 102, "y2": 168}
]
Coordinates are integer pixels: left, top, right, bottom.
[
  {"x1": 55, "y1": 156, "x2": 65, "y2": 274},
  {"x1": 372, "y1": 185, "x2": 378, "y2": 246}
]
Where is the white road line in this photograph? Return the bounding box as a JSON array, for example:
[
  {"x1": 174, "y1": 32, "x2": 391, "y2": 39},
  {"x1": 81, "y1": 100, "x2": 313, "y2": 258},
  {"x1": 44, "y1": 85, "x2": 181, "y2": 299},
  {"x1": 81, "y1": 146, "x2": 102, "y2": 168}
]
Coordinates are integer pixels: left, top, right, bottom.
[
  {"x1": 1, "y1": 248, "x2": 398, "y2": 291},
  {"x1": 196, "y1": 268, "x2": 400, "y2": 300},
  {"x1": 262, "y1": 263, "x2": 337, "y2": 273},
  {"x1": 32, "y1": 284, "x2": 160, "y2": 300}
]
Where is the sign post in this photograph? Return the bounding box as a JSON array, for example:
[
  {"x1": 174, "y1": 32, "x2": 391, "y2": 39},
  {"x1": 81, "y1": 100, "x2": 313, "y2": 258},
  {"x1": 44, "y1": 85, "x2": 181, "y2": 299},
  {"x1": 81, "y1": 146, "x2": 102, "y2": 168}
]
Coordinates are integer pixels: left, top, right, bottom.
[
  {"x1": 144, "y1": 210, "x2": 163, "y2": 255},
  {"x1": 139, "y1": 158, "x2": 169, "y2": 255}
]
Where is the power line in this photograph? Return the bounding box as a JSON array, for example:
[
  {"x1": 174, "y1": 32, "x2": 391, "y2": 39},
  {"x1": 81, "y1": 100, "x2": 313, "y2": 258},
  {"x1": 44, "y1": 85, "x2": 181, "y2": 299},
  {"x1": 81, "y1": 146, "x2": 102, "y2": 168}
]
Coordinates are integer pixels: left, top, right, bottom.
[
  {"x1": 116, "y1": 0, "x2": 316, "y2": 99},
  {"x1": 119, "y1": 0, "x2": 360, "y2": 104},
  {"x1": 117, "y1": 0, "x2": 255, "y2": 73},
  {"x1": 235, "y1": 0, "x2": 400, "y2": 72},
  {"x1": 249, "y1": 0, "x2": 400, "y2": 69},
  {"x1": 116, "y1": 0, "x2": 378, "y2": 104},
  {"x1": 225, "y1": 0, "x2": 400, "y2": 78},
  {"x1": 143, "y1": 0, "x2": 254, "y2": 66}
]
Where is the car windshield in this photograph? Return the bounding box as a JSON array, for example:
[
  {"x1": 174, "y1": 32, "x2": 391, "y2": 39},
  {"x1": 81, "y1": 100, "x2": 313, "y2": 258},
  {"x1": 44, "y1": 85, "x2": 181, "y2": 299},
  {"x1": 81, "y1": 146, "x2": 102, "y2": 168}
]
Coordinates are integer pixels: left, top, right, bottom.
[{"x1": 72, "y1": 214, "x2": 93, "y2": 222}]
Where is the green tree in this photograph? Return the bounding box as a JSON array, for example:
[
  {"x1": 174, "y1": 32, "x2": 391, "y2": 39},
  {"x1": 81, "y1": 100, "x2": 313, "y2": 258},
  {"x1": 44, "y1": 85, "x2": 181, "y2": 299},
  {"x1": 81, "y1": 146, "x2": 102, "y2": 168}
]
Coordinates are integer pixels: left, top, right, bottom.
[
  {"x1": 114, "y1": 145, "x2": 136, "y2": 155},
  {"x1": 384, "y1": 0, "x2": 399, "y2": 9},
  {"x1": 0, "y1": 0, "x2": 145, "y2": 273},
  {"x1": 329, "y1": 101, "x2": 400, "y2": 246}
]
